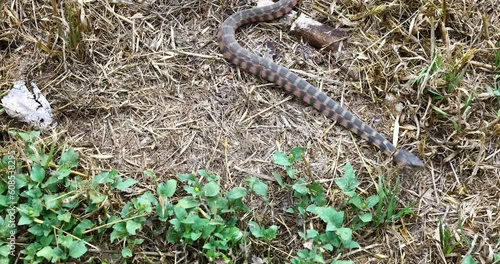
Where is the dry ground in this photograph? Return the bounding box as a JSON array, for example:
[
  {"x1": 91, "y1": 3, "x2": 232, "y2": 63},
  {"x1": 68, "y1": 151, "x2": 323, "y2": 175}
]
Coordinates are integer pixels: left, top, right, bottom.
[{"x1": 1, "y1": 0, "x2": 499, "y2": 263}]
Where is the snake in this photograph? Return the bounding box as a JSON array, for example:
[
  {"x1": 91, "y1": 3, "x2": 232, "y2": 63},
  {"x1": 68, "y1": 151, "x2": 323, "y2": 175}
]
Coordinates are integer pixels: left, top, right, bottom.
[{"x1": 217, "y1": 0, "x2": 424, "y2": 167}]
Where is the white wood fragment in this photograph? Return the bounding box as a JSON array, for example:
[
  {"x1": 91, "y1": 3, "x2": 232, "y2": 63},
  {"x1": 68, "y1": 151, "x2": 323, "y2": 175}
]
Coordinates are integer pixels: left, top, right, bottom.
[
  {"x1": 1, "y1": 80, "x2": 55, "y2": 130},
  {"x1": 290, "y1": 13, "x2": 324, "y2": 31},
  {"x1": 256, "y1": 0, "x2": 274, "y2": 7}
]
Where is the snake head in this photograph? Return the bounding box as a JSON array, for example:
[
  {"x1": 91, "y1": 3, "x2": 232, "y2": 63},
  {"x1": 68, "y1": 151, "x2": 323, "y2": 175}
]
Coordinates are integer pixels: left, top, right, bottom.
[{"x1": 393, "y1": 150, "x2": 425, "y2": 168}]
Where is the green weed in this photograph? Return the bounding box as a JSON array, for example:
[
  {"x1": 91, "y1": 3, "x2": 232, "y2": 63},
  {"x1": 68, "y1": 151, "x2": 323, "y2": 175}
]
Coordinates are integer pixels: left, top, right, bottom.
[
  {"x1": 335, "y1": 163, "x2": 378, "y2": 231},
  {"x1": 0, "y1": 131, "x2": 139, "y2": 263},
  {"x1": 249, "y1": 221, "x2": 278, "y2": 262},
  {"x1": 271, "y1": 148, "x2": 416, "y2": 263},
  {"x1": 461, "y1": 251, "x2": 500, "y2": 264},
  {"x1": 372, "y1": 176, "x2": 414, "y2": 227},
  {"x1": 162, "y1": 170, "x2": 249, "y2": 262},
  {"x1": 439, "y1": 219, "x2": 461, "y2": 256},
  {"x1": 411, "y1": 49, "x2": 479, "y2": 131},
  {"x1": 65, "y1": 2, "x2": 86, "y2": 58},
  {"x1": 1, "y1": 134, "x2": 418, "y2": 263},
  {"x1": 36, "y1": 2, "x2": 87, "y2": 59},
  {"x1": 487, "y1": 47, "x2": 500, "y2": 118}
]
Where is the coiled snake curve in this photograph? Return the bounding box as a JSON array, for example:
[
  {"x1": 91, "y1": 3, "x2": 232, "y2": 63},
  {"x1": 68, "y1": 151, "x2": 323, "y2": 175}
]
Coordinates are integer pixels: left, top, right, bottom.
[{"x1": 217, "y1": 0, "x2": 424, "y2": 167}]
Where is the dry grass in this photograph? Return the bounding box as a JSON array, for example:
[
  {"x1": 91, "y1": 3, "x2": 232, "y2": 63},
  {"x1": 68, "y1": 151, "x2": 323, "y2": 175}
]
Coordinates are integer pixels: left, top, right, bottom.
[{"x1": 1, "y1": 0, "x2": 499, "y2": 263}]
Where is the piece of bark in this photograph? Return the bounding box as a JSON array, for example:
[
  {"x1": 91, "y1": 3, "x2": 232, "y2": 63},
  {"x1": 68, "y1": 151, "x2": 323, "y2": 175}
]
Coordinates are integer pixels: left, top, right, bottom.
[{"x1": 290, "y1": 13, "x2": 348, "y2": 53}]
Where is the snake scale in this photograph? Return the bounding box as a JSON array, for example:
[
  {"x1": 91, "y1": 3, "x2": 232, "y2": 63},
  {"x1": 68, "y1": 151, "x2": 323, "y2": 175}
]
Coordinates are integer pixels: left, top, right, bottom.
[{"x1": 218, "y1": 0, "x2": 424, "y2": 167}]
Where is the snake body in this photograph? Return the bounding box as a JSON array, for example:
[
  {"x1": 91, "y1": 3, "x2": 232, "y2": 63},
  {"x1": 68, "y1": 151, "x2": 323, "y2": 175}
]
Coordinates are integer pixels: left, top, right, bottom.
[{"x1": 218, "y1": 0, "x2": 424, "y2": 167}]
